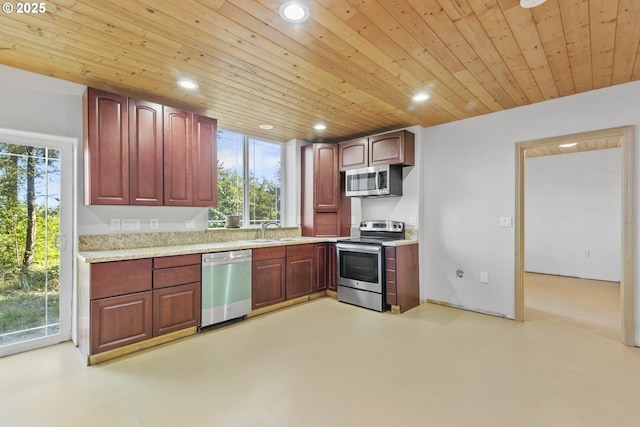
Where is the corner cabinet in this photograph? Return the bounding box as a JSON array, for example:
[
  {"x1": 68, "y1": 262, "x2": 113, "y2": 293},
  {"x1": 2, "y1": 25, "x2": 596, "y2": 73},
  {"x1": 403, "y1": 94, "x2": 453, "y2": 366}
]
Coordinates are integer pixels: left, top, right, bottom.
[
  {"x1": 338, "y1": 130, "x2": 415, "y2": 171},
  {"x1": 84, "y1": 87, "x2": 218, "y2": 207},
  {"x1": 301, "y1": 143, "x2": 351, "y2": 237}
]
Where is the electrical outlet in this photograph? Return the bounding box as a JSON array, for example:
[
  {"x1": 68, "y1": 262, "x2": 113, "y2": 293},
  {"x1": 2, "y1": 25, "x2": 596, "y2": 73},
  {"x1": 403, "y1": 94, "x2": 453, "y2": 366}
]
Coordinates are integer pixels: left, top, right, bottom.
[
  {"x1": 122, "y1": 219, "x2": 141, "y2": 231},
  {"x1": 499, "y1": 217, "x2": 512, "y2": 227},
  {"x1": 480, "y1": 272, "x2": 489, "y2": 283},
  {"x1": 184, "y1": 219, "x2": 195, "y2": 230},
  {"x1": 110, "y1": 219, "x2": 121, "y2": 231},
  {"x1": 150, "y1": 218, "x2": 159, "y2": 230}
]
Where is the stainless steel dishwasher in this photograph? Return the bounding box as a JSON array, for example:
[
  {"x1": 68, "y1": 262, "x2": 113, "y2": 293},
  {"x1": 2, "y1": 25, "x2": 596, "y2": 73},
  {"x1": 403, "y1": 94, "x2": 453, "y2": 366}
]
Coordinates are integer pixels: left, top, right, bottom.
[{"x1": 201, "y1": 250, "x2": 252, "y2": 329}]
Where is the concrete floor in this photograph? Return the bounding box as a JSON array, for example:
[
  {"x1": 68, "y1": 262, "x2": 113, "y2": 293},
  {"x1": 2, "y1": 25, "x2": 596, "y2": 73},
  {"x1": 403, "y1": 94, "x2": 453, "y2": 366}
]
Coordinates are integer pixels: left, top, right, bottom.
[{"x1": 1, "y1": 277, "x2": 639, "y2": 427}]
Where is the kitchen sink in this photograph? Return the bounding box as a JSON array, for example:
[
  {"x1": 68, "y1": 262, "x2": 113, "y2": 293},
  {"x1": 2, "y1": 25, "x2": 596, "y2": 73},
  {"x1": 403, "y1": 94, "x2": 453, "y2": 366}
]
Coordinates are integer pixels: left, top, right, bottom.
[
  {"x1": 242, "y1": 239, "x2": 277, "y2": 243},
  {"x1": 278, "y1": 237, "x2": 302, "y2": 241}
]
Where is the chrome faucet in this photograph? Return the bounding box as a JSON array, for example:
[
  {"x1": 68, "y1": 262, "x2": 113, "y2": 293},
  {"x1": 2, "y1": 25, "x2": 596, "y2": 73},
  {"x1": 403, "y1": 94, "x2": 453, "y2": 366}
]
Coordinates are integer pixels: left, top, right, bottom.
[{"x1": 260, "y1": 221, "x2": 281, "y2": 239}]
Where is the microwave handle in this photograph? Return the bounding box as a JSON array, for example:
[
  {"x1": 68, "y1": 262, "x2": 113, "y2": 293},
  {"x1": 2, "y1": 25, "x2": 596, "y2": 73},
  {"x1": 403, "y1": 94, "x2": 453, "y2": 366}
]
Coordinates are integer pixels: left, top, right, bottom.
[{"x1": 377, "y1": 170, "x2": 382, "y2": 190}]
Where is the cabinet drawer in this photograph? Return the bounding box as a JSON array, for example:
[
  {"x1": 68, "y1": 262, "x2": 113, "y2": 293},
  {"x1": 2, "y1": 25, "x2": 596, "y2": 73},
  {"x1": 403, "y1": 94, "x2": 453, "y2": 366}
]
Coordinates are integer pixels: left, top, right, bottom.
[
  {"x1": 154, "y1": 253, "x2": 201, "y2": 269},
  {"x1": 153, "y1": 264, "x2": 201, "y2": 289},
  {"x1": 385, "y1": 246, "x2": 396, "y2": 258},
  {"x1": 286, "y1": 243, "x2": 315, "y2": 257},
  {"x1": 386, "y1": 280, "x2": 397, "y2": 293},
  {"x1": 386, "y1": 292, "x2": 397, "y2": 306},
  {"x1": 90, "y1": 258, "x2": 152, "y2": 300},
  {"x1": 253, "y1": 246, "x2": 286, "y2": 261},
  {"x1": 386, "y1": 269, "x2": 396, "y2": 282},
  {"x1": 385, "y1": 257, "x2": 396, "y2": 270}
]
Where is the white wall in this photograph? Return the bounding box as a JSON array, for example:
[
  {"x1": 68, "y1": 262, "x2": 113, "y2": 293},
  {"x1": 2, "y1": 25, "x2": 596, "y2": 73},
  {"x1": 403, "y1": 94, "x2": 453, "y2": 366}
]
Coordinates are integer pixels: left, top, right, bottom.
[
  {"x1": 525, "y1": 149, "x2": 621, "y2": 282},
  {"x1": 421, "y1": 80, "x2": 640, "y2": 345}
]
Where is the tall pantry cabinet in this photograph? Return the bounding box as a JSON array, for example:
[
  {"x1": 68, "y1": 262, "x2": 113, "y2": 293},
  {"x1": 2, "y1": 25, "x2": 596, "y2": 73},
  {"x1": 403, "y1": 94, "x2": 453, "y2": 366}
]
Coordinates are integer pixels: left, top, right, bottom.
[{"x1": 301, "y1": 143, "x2": 351, "y2": 237}]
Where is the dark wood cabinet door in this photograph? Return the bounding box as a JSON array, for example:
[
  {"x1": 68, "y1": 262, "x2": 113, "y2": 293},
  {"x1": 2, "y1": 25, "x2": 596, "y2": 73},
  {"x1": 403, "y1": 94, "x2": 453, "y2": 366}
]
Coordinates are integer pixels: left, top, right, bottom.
[
  {"x1": 369, "y1": 130, "x2": 415, "y2": 167},
  {"x1": 327, "y1": 243, "x2": 337, "y2": 291},
  {"x1": 153, "y1": 282, "x2": 201, "y2": 336},
  {"x1": 129, "y1": 98, "x2": 163, "y2": 205},
  {"x1": 84, "y1": 88, "x2": 129, "y2": 205},
  {"x1": 338, "y1": 137, "x2": 368, "y2": 171},
  {"x1": 314, "y1": 144, "x2": 339, "y2": 211},
  {"x1": 286, "y1": 253, "x2": 315, "y2": 300},
  {"x1": 192, "y1": 114, "x2": 218, "y2": 207},
  {"x1": 163, "y1": 106, "x2": 193, "y2": 206},
  {"x1": 252, "y1": 258, "x2": 286, "y2": 309},
  {"x1": 314, "y1": 243, "x2": 327, "y2": 292},
  {"x1": 90, "y1": 291, "x2": 152, "y2": 354}
]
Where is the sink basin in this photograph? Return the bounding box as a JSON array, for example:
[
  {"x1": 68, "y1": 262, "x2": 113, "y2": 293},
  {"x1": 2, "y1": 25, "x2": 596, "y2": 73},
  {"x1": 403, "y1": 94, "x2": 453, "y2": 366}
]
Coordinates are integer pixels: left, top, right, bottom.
[
  {"x1": 278, "y1": 237, "x2": 302, "y2": 241},
  {"x1": 242, "y1": 239, "x2": 277, "y2": 243}
]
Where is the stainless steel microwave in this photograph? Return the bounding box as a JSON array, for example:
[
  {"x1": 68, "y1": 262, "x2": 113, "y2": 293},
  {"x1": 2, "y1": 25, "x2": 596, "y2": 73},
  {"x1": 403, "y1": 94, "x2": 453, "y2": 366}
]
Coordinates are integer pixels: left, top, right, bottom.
[{"x1": 345, "y1": 164, "x2": 402, "y2": 198}]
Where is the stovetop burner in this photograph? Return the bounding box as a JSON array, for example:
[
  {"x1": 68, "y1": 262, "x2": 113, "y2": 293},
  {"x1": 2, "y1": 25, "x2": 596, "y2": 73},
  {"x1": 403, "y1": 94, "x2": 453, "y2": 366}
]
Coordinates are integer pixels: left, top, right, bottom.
[{"x1": 338, "y1": 220, "x2": 405, "y2": 245}]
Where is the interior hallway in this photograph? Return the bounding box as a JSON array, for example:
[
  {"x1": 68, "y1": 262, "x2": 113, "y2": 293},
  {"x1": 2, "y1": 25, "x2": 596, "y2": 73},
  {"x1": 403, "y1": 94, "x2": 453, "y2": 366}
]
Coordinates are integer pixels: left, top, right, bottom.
[
  {"x1": 1, "y1": 296, "x2": 639, "y2": 427},
  {"x1": 525, "y1": 272, "x2": 620, "y2": 341}
]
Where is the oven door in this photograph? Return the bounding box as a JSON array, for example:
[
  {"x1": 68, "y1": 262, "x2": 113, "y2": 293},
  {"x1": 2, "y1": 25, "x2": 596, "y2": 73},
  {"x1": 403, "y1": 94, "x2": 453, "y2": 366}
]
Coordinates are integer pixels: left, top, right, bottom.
[{"x1": 336, "y1": 243, "x2": 383, "y2": 293}]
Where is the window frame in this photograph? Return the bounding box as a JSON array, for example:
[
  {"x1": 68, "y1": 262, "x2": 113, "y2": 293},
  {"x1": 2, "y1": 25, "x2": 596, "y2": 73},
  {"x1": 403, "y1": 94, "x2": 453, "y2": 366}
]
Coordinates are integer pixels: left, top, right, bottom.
[{"x1": 210, "y1": 129, "x2": 284, "y2": 229}]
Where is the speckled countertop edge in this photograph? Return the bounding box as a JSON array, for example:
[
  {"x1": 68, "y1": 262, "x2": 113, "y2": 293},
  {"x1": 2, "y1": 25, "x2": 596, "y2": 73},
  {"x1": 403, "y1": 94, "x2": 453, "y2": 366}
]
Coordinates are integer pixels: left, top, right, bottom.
[{"x1": 77, "y1": 237, "x2": 419, "y2": 263}]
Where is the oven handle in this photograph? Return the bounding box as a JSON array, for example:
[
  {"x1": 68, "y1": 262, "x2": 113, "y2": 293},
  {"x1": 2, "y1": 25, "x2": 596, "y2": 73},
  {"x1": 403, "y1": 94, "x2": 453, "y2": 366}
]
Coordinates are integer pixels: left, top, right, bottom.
[{"x1": 336, "y1": 243, "x2": 382, "y2": 254}]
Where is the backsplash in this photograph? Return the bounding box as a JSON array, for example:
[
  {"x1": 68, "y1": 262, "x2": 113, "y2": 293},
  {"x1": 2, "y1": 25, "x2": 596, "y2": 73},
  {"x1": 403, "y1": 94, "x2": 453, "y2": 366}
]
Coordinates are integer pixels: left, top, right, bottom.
[{"x1": 78, "y1": 227, "x2": 302, "y2": 251}]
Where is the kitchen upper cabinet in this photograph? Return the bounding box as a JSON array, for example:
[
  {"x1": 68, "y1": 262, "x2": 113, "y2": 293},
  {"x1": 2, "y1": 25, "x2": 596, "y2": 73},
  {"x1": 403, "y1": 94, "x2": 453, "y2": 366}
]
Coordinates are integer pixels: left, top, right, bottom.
[
  {"x1": 84, "y1": 88, "x2": 129, "y2": 205},
  {"x1": 301, "y1": 144, "x2": 351, "y2": 237},
  {"x1": 129, "y1": 99, "x2": 163, "y2": 205},
  {"x1": 286, "y1": 244, "x2": 315, "y2": 300},
  {"x1": 338, "y1": 137, "x2": 368, "y2": 171},
  {"x1": 84, "y1": 87, "x2": 218, "y2": 207},
  {"x1": 369, "y1": 130, "x2": 415, "y2": 167},
  {"x1": 192, "y1": 115, "x2": 218, "y2": 207},
  {"x1": 338, "y1": 130, "x2": 415, "y2": 171},
  {"x1": 163, "y1": 106, "x2": 193, "y2": 206},
  {"x1": 314, "y1": 144, "x2": 340, "y2": 211}
]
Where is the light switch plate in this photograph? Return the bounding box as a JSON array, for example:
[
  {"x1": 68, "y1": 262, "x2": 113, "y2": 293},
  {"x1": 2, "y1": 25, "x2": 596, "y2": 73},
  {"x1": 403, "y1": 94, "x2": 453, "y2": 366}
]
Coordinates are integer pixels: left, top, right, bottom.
[{"x1": 499, "y1": 217, "x2": 512, "y2": 227}]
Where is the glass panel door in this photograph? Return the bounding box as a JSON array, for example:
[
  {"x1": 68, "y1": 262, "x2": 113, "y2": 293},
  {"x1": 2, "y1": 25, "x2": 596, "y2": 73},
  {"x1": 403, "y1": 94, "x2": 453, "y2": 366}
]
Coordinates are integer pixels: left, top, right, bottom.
[{"x1": 0, "y1": 130, "x2": 72, "y2": 356}]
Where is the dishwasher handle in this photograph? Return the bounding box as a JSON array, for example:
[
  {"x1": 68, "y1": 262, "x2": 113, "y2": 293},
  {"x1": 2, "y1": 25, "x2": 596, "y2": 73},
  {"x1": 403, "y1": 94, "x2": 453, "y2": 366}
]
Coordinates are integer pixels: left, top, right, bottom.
[{"x1": 202, "y1": 250, "x2": 252, "y2": 267}]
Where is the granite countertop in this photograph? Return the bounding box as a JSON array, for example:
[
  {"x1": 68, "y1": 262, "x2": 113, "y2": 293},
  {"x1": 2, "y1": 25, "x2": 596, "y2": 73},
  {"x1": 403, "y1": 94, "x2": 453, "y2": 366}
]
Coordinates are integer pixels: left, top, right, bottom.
[
  {"x1": 77, "y1": 236, "x2": 419, "y2": 263},
  {"x1": 77, "y1": 237, "x2": 331, "y2": 263}
]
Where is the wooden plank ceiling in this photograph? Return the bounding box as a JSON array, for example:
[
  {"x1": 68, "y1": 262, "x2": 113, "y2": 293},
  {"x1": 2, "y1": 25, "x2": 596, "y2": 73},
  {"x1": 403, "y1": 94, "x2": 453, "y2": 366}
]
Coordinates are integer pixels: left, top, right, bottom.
[{"x1": 0, "y1": 0, "x2": 639, "y2": 143}]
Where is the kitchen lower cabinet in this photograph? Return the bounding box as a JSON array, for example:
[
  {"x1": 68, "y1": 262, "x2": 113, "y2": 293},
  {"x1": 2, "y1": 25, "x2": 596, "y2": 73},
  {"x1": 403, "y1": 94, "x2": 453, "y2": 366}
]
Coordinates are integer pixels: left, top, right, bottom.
[
  {"x1": 286, "y1": 244, "x2": 315, "y2": 300},
  {"x1": 90, "y1": 291, "x2": 152, "y2": 355},
  {"x1": 327, "y1": 243, "x2": 337, "y2": 291},
  {"x1": 153, "y1": 283, "x2": 200, "y2": 336},
  {"x1": 314, "y1": 243, "x2": 327, "y2": 292},
  {"x1": 385, "y1": 244, "x2": 420, "y2": 313},
  {"x1": 252, "y1": 247, "x2": 286, "y2": 309}
]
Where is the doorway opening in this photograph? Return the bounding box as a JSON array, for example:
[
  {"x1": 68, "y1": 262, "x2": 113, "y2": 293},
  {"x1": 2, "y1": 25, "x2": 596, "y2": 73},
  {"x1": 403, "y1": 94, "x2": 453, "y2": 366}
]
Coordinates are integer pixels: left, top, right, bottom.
[
  {"x1": 0, "y1": 129, "x2": 75, "y2": 357},
  {"x1": 515, "y1": 126, "x2": 635, "y2": 346}
]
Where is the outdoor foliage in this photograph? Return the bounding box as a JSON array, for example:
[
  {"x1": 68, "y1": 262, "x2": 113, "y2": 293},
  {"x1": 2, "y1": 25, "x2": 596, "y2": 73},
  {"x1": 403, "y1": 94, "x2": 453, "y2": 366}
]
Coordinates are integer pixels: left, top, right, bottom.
[
  {"x1": 209, "y1": 159, "x2": 281, "y2": 227},
  {"x1": 0, "y1": 142, "x2": 60, "y2": 342}
]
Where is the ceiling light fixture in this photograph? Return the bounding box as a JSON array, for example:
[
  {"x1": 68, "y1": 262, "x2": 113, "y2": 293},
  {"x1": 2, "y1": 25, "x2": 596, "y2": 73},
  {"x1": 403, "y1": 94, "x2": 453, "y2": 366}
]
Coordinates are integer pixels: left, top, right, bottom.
[
  {"x1": 279, "y1": 2, "x2": 309, "y2": 23},
  {"x1": 313, "y1": 123, "x2": 326, "y2": 131},
  {"x1": 177, "y1": 79, "x2": 198, "y2": 90},
  {"x1": 259, "y1": 124, "x2": 274, "y2": 130},
  {"x1": 559, "y1": 142, "x2": 578, "y2": 148},
  {"x1": 520, "y1": 0, "x2": 548, "y2": 8},
  {"x1": 412, "y1": 93, "x2": 430, "y2": 102}
]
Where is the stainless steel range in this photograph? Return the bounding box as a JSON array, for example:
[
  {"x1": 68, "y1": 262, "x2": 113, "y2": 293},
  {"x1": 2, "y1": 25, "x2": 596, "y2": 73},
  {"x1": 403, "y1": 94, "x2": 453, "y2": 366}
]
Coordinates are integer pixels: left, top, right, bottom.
[{"x1": 336, "y1": 220, "x2": 405, "y2": 311}]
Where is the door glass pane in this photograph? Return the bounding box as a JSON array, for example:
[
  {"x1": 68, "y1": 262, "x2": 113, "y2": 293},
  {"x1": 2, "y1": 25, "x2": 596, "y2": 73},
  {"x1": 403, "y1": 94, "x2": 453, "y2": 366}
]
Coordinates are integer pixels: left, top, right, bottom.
[
  {"x1": 0, "y1": 144, "x2": 61, "y2": 346},
  {"x1": 339, "y1": 251, "x2": 378, "y2": 282},
  {"x1": 248, "y1": 138, "x2": 281, "y2": 227}
]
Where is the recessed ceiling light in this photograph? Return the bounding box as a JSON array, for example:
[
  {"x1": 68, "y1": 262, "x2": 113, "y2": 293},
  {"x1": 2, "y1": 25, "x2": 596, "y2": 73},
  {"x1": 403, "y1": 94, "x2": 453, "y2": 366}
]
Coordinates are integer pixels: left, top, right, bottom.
[
  {"x1": 520, "y1": 0, "x2": 548, "y2": 8},
  {"x1": 279, "y1": 2, "x2": 309, "y2": 23},
  {"x1": 412, "y1": 93, "x2": 430, "y2": 102},
  {"x1": 177, "y1": 79, "x2": 198, "y2": 90},
  {"x1": 259, "y1": 124, "x2": 274, "y2": 130},
  {"x1": 313, "y1": 123, "x2": 326, "y2": 131},
  {"x1": 559, "y1": 142, "x2": 578, "y2": 148}
]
